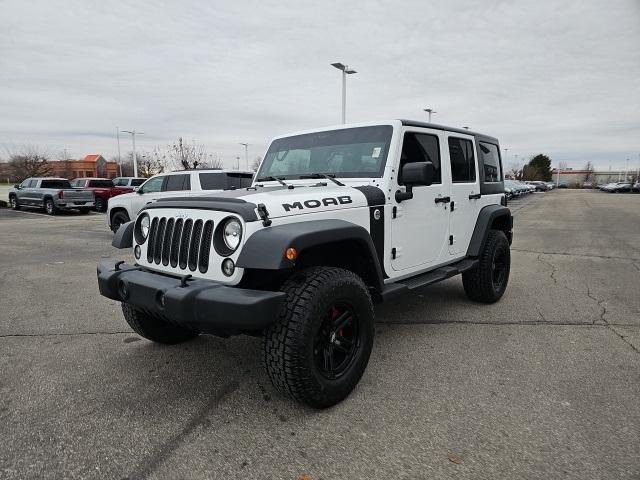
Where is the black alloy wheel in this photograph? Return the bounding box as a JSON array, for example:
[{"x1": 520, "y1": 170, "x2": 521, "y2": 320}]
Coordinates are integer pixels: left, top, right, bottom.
[{"x1": 314, "y1": 303, "x2": 360, "y2": 380}]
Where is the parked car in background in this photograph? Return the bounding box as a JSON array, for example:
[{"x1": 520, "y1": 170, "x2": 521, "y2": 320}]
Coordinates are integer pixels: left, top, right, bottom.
[
  {"x1": 545, "y1": 182, "x2": 555, "y2": 190},
  {"x1": 634, "y1": 181, "x2": 640, "y2": 192},
  {"x1": 558, "y1": 182, "x2": 568, "y2": 188},
  {"x1": 9, "y1": 177, "x2": 95, "y2": 215},
  {"x1": 603, "y1": 182, "x2": 633, "y2": 193},
  {"x1": 107, "y1": 169, "x2": 254, "y2": 232},
  {"x1": 70, "y1": 177, "x2": 133, "y2": 212},
  {"x1": 526, "y1": 181, "x2": 549, "y2": 191},
  {"x1": 582, "y1": 182, "x2": 594, "y2": 189},
  {"x1": 112, "y1": 177, "x2": 146, "y2": 189}
]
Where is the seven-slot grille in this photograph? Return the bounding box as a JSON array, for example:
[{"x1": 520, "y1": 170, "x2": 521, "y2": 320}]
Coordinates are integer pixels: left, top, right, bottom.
[{"x1": 146, "y1": 216, "x2": 214, "y2": 273}]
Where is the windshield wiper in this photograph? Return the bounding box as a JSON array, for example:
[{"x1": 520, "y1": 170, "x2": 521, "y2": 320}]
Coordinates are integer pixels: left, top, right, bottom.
[
  {"x1": 298, "y1": 173, "x2": 345, "y2": 186},
  {"x1": 256, "y1": 175, "x2": 293, "y2": 189}
]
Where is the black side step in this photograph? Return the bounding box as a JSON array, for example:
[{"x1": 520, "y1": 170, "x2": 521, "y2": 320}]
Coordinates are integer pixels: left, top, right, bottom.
[{"x1": 379, "y1": 258, "x2": 478, "y2": 302}]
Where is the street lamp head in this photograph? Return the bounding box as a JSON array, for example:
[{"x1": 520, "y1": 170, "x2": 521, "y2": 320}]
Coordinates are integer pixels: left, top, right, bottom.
[
  {"x1": 345, "y1": 68, "x2": 357, "y2": 74},
  {"x1": 331, "y1": 62, "x2": 346, "y2": 70},
  {"x1": 331, "y1": 62, "x2": 356, "y2": 74}
]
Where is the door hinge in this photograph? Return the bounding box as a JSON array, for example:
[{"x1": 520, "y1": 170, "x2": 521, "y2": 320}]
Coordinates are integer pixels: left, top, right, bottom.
[
  {"x1": 450, "y1": 201, "x2": 455, "y2": 211},
  {"x1": 392, "y1": 206, "x2": 397, "y2": 219},
  {"x1": 449, "y1": 235, "x2": 454, "y2": 245},
  {"x1": 391, "y1": 247, "x2": 397, "y2": 259}
]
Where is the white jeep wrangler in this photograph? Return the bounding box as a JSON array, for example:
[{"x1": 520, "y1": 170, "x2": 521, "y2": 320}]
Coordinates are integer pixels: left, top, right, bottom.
[{"x1": 98, "y1": 120, "x2": 512, "y2": 408}]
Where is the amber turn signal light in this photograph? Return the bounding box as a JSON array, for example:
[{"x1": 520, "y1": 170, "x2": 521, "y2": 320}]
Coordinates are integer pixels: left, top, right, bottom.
[{"x1": 285, "y1": 247, "x2": 297, "y2": 261}]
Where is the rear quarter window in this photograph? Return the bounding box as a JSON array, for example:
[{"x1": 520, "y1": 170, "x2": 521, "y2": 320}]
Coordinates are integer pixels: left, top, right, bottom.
[{"x1": 479, "y1": 142, "x2": 502, "y2": 183}]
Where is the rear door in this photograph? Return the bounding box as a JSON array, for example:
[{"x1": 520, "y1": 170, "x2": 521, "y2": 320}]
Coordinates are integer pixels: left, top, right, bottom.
[
  {"x1": 445, "y1": 133, "x2": 480, "y2": 256},
  {"x1": 391, "y1": 128, "x2": 451, "y2": 271}
]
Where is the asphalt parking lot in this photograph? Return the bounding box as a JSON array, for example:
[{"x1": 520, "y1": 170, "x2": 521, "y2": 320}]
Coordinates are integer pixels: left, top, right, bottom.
[{"x1": 1, "y1": 190, "x2": 639, "y2": 480}]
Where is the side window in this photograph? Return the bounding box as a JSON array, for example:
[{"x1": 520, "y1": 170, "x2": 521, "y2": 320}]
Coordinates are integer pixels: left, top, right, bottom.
[
  {"x1": 140, "y1": 176, "x2": 164, "y2": 193},
  {"x1": 448, "y1": 137, "x2": 476, "y2": 183},
  {"x1": 399, "y1": 132, "x2": 441, "y2": 184},
  {"x1": 226, "y1": 173, "x2": 254, "y2": 189},
  {"x1": 20, "y1": 179, "x2": 31, "y2": 188},
  {"x1": 479, "y1": 142, "x2": 502, "y2": 182},
  {"x1": 163, "y1": 174, "x2": 188, "y2": 192},
  {"x1": 199, "y1": 173, "x2": 226, "y2": 190},
  {"x1": 28, "y1": 180, "x2": 37, "y2": 187},
  {"x1": 131, "y1": 179, "x2": 145, "y2": 186},
  {"x1": 70, "y1": 179, "x2": 82, "y2": 187}
]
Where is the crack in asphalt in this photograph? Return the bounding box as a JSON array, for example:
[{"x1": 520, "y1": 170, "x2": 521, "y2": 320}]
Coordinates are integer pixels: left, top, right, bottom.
[
  {"x1": 607, "y1": 325, "x2": 640, "y2": 354},
  {"x1": 586, "y1": 285, "x2": 608, "y2": 325},
  {"x1": 516, "y1": 248, "x2": 640, "y2": 262},
  {"x1": 126, "y1": 379, "x2": 239, "y2": 480},
  {"x1": 537, "y1": 253, "x2": 559, "y2": 285},
  {"x1": 0, "y1": 331, "x2": 131, "y2": 338}
]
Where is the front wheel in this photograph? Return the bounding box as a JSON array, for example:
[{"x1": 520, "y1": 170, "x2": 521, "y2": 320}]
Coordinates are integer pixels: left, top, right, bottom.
[
  {"x1": 110, "y1": 211, "x2": 130, "y2": 233},
  {"x1": 9, "y1": 195, "x2": 20, "y2": 210},
  {"x1": 121, "y1": 303, "x2": 198, "y2": 344},
  {"x1": 95, "y1": 197, "x2": 106, "y2": 212},
  {"x1": 263, "y1": 267, "x2": 375, "y2": 409},
  {"x1": 462, "y1": 229, "x2": 511, "y2": 303}
]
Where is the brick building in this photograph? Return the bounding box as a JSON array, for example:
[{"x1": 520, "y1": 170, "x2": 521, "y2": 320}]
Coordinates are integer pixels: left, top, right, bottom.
[{"x1": 50, "y1": 155, "x2": 119, "y2": 179}]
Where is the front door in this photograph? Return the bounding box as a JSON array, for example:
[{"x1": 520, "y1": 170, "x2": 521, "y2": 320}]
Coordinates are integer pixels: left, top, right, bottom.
[
  {"x1": 445, "y1": 134, "x2": 480, "y2": 256},
  {"x1": 391, "y1": 128, "x2": 451, "y2": 272}
]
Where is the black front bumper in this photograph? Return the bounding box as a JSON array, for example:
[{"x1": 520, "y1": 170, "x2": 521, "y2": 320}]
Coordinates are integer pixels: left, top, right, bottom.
[{"x1": 97, "y1": 260, "x2": 286, "y2": 335}]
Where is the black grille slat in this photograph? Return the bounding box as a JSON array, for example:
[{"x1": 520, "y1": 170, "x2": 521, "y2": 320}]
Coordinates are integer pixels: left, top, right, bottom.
[
  {"x1": 162, "y1": 218, "x2": 174, "y2": 266},
  {"x1": 170, "y1": 219, "x2": 183, "y2": 268},
  {"x1": 179, "y1": 219, "x2": 192, "y2": 270},
  {"x1": 154, "y1": 218, "x2": 166, "y2": 264},
  {"x1": 188, "y1": 220, "x2": 203, "y2": 271},
  {"x1": 198, "y1": 220, "x2": 214, "y2": 273},
  {"x1": 147, "y1": 217, "x2": 159, "y2": 263}
]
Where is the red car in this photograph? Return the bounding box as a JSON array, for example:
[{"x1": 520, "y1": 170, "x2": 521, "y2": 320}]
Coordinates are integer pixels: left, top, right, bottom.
[{"x1": 71, "y1": 178, "x2": 133, "y2": 212}]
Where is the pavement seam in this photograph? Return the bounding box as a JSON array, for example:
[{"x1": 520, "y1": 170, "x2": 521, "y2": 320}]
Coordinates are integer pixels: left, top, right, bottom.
[
  {"x1": 126, "y1": 379, "x2": 239, "y2": 480},
  {"x1": 606, "y1": 325, "x2": 640, "y2": 354}
]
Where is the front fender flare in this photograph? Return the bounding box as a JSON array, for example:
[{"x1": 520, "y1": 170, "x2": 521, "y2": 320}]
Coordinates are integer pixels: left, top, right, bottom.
[{"x1": 236, "y1": 219, "x2": 384, "y2": 291}]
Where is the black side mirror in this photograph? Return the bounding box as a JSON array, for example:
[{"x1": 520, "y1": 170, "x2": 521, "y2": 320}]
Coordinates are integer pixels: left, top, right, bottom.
[
  {"x1": 14, "y1": 184, "x2": 20, "y2": 189},
  {"x1": 396, "y1": 161, "x2": 434, "y2": 202}
]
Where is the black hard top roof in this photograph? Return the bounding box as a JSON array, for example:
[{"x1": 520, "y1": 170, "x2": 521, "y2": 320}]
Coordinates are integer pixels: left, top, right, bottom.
[{"x1": 399, "y1": 119, "x2": 499, "y2": 144}]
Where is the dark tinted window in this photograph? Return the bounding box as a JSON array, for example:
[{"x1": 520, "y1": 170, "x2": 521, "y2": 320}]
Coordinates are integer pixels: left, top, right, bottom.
[
  {"x1": 448, "y1": 137, "x2": 476, "y2": 183},
  {"x1": 399, "y1": 132, "x2": 441, "y2": 184},
  {"x1": 88, "y1": 180, "x2": 114, "y2": 188},
  {"x1": 227, "y1": 173, "x2": 253, "y2": 189},
  {"x1": 41, "y1": 180, "x2": 71, "y2": 189},
  {"x1": 131, "y1": 178, "x2": 145, "y2": 186},
  {"x1": 479, "y1": 142, "x2": 502, "y2": 182},
  {"x1": 199, "y1": 173, "x2": 226, "y2": 190},
  {"x1": 163, "y1": 174, "x2": 189, "y2": 191}
]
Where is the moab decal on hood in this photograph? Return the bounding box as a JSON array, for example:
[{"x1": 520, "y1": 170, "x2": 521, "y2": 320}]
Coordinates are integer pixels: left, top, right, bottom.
[{"x1": 282, "y1": 196, "x2": 352, "y2": 212}]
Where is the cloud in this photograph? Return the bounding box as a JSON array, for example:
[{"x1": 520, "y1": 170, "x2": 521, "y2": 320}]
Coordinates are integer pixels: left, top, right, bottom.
[{"x1": 0, "y1": 0, "x2": 638, "y2": 170}]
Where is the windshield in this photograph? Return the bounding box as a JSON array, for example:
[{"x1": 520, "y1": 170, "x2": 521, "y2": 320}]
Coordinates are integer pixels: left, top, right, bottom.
[{"x1": 257, "y1": 126, "x2": 393, "y2": 180}]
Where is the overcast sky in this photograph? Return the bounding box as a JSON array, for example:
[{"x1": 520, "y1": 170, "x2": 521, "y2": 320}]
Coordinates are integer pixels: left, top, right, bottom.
[{"x1": 1, "y1": 0, "x2": 639, "y2": 171}]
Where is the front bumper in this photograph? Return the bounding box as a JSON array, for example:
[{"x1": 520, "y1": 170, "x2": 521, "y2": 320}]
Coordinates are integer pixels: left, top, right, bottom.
[{"x1": 97, "y1": 260, "x2": 286, "y2": 335}]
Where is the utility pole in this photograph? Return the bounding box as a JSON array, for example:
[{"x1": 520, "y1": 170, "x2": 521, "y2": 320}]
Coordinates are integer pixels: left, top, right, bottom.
[
  {"x1": 235, "y1": 156, "x2": 240, "y2": 170},
  {"x1": 116, "y1": 126, "x2": 122, "y2": 177},
  {"x1": 122, "y1": 129, "x2": 144, "y2": 177},
  {"x1": 239, "y1": 143, "x2": 249, "y2": 170},
  {"x1": 331, "y1": 63, "x2": 357, "y2": 124},
  {"x1": 423, "y1": 108, "x2": 436, "y2": 123}
]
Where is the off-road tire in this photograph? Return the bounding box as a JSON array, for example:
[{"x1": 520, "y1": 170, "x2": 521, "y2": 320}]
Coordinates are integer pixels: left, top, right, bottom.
[
  {"x1": 121, "y1": 303, "x2": 198, "y2": 344},
  {"x1": 79, "y1": 208, "x2": 91, "y2": 214},
  {"x1": 9, "y1": 195, "x2": 20, "y2": 210},
  {"x1": 462, "y1": 229, "x2": 510, "y2": 303},
  {"x1": 44, "y1": 198, "x2": 57, "y2": 216},
  {"x1": 110, "y1": 211, "x2": 130, "y2": 233},
  {"x1": 263, "y1": 267, "x2": 375, "y2": 409},
  {"x1": 95, "y1": 197, "x2": 106, "y2": 212}
]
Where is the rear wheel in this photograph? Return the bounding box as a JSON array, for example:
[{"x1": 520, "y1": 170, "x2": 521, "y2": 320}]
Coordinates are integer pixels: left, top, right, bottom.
[
  {"x1": 462, "y1": 229, "x2": 510, "y2": 303},
  {"x1": 44, "y1": 198, "x2": 57, "y2": 216},
  {"x1": 9, "y1": 195, "x2": 20, "y2": 210},
  {"x1": 263, "y1": 267, "x2": 375, "y2": 409},
  {"x1": 95, "y1": 197, "x2": 106, "y2": 212},
  {"x1": 121, "y1": 303, "x2": 198, "y2": 344},
  {"x1": 110, "y1": 211, "x2": 130, "y2": 233}
]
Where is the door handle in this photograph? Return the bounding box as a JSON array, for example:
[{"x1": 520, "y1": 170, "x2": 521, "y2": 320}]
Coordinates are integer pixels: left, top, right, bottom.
[
  {"x1": 468, "y1": 193, "x2": 481, "y2": 200},
  {"x1": 434, "y1": 196, "x2": 450, "y2": 204}
]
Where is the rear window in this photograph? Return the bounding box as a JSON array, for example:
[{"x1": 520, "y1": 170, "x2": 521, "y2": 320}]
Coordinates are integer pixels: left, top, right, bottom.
[
  {"x1": 479, "y1": 142, "x2": 502, "y2": 183},
  {"x1": 41, "y1": 180, "x2": 71, "y2": 189},
  {"x1": 199, "y1": 173, "x2": 253, "y2": 190},
  {"x1": 163, "y1": 174, "x2": 190, "y2": 191},
  {"x1": 88, "y1": 180, "x2": 114, "y2": 188}
]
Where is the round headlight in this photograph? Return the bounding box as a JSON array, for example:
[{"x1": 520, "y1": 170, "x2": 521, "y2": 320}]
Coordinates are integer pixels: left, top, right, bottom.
[
  {"x1": 222, "y1": 218, "x2": 242, "y2": 251},
  {"x1": 140, "y1": 214, "x2": 150, "y2": 239}
]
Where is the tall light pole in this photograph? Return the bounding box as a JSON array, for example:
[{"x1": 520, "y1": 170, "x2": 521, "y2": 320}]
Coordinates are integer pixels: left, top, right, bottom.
[
  {"x1": 239, "y1": 143, "x2": 249, "y2": 170},
  {"x1": 423, "y1": 108, "x2": 436, "y2": 123},
  {"x1": 331, "y1": 62, "x2": 357, "y2": 124},
  {"x1": 122, "y1": 129, "x2": 144, "y2": 177},
  {"x1": 504, "y1": 148, "x2": 509, "y2": 162},
  {"x1": 116, "y1": 126, "x2": 122, "y2": 177}
]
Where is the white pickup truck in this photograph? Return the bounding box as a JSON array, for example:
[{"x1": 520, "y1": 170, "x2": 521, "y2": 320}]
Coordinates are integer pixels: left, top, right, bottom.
[{"x1": 107, "y1": 169, "x2": 254, "y2": 232}]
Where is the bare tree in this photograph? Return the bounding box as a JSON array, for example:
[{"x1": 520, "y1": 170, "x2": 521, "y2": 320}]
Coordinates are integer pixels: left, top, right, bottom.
[
  {"x1": 153, "y1": 137, "x2": 223, "y2": 171},
  {"x1": 8, "y1": 147, "x2": 53, "y2": 180},
  {"x1": 506, "y1": 162, "x2": 523, "y2": 180},
  {"x1": 251, "y1": 156, "x2": 262, "y2": 172},
  {"x1": 133, "y1": 151, "x2": 165, "y2": 178},
  {"x1": 583, "y1": 161, "x2": 596, "y2": 185}
]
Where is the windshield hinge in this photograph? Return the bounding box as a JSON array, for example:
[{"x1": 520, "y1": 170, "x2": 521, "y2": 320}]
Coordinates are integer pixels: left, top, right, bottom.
[{"x1": 257, "y1": 203, "x2": 272, "y2": 227}]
